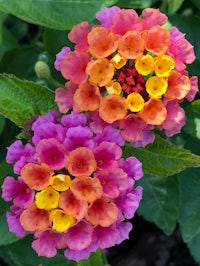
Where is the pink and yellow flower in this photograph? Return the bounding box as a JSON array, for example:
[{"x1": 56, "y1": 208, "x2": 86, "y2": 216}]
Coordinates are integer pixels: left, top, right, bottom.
[
  {"x1": 2, "y1": 111, "x2": 143, "y2": 262},
  {"x1": 55, "y1": 6, "x2": 197, "y2": 144}
]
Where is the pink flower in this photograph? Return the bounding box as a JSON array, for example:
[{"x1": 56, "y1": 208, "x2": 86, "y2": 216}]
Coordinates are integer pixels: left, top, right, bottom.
[
  {"x1": 186, "y1": 76, "x2": 198, "y2": 102},
  {"x1": 68, "y1": 21, "x2": 90, "y2": 52},
  {"x1": 93, "y1": 141, "x2": 122, "y2": 169},
  {"x1": 94, "y1": 168, "x2": 129, "y2": 198},
  {"x1": 55, "y1": 81, "x2": 77, "y2": 113},
  {"x1": 66, "y1": 220, "x2": 93, "y2": 250},
  {"x1": 119, "y1": 157, "x2": 143, "y2": 181},
  {"x1": 64, "y1": 126, "x2": 94, "y2": 151},
  {"x1": 2, "y1": 176, "x2": 34, "y2": 207},
  {"x1": 32, "y1": 230, "x2": 68, "y2": 258},
  {"x1": 61, "y1": 51, "x2": 91, "y2": 84},
  {"x1": 159, "y1": 100, "x2": 185, "y2": 137},
  {"x1": 36, "y1": 138, "x2": 67, "y2": 170},
  {"x1": 96, "y1": 6, "x2": 120, "y2": 29},
  {"x1": 54, "y1": 46, "x2": 71, "y2": 71},
  {"x1": 115, "y1": 186, "x2": 143, "y2": 219},
  {"x1": 168, "y1": 26, "x2": 196, "y2": 71},
  {"x1": 6, "y1": 205, "x2": 25, "y2": 237}
]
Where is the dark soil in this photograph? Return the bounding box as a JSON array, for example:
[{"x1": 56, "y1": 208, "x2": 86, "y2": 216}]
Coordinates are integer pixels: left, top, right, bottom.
[{"x1": 107, "y1": 215, "x2": 199, "y2": 266}]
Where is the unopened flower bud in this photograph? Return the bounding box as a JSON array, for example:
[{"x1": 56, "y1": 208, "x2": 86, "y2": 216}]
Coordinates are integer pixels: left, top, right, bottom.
[{"x1": 34, "y1": 61, "x2": 51, "y2": 80}]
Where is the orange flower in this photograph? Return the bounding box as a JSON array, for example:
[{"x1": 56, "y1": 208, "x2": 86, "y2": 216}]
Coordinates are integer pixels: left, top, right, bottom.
[
  {"x1": 86, "y1": 198, "x2": 118, "y2": 227},
  {"x1": 70, "y1": 176, "x2": 102, "y2": 203},
  {"x1": 66, "y1": 147, "x2": 97, "y2": 176},
  {"x1": 118, "y1": 31, "x2": 145, "y2": 59},
  {"x1": 138, "y1": 98, "x2": 167, "y2": 125},
  {"x1": 21, "y1": 163, "x2": 54, "y2": 190},
  {"x1": 99, "y1": 95, "x2": 127, "y2": 123},
  {"x1": 59, "y1": 189, "x2": 87, "y2": 220},
  {"x1": 165, "y1": 70, "x2": 191, "y2": 100},
  {"x1": 86, "y1": 58, "x2": 114, "y2": 87},
  {"x1": 88, "y1": 26, "x2": 118, "y2": 58},
  {"x1": 73, "y1": 81, "x2": 101, "y2": 111},
  {"x1": 20, "y1": 203, "x2": 50, "y2": 231},
  {"x1": 144, "y1": 25, "x2": 170, "y2": 55}
]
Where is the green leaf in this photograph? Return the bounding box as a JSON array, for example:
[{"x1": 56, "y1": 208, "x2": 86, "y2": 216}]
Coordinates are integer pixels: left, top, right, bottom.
[
  {"x1": 123, "y1": 135, "x2": 200, "y2": 176},
  {"x1": 184, "y1": 100, "x2": 200, "y2": 140},
  {"x1": 0, "y1": 114, "x2": 5, "y2": 135},
  {"x1": 115, "y1": 0, "x2": 151, "y2": 8},
  {"x1": 190, "y1": 0, "x2": 200, "y2": 9},
  {"x1": 0, "y1": 0, "x2": 118, "y2": 30},
  {"x1": 7, "y1": 235, "x2": 76, "y2": 266},
  {"x1": 186, "y1": 232, "x2": 200, "y2": 264},
  {"x1": 137, "y1": 174, "x2": 179, "y2": 235},
  {"x1": 178, "y1": 168, "x2": 200, "y2": 242},
  {"x1": 77, "y1": 249, "x2": 107, "y2": 266},
  {"x1": 0, "y1": 161, "x2": 20, "y2": 246},
  {"x1": 0, "y1": 74, "x2": 57, "y2": 127},
  {"x1": 161, "y1": 0, "x2": 184, "y2": 13}
]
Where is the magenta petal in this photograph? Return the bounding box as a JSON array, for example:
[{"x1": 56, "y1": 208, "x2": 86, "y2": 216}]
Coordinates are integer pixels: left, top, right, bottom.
[
  {"x1": 96, "y1": 6, "x2": 120, "y2": 29},
  {"x1": 115, "y1": 221, "x2": 133, "y2": 244},
  {"x1": 61, "y1": 112, "x2": 87, "y2": 129},
  {"x1": 36, "y1": 138, "x2": 67, "y2": 170},
  {"x1": 6, "y1": 140, "x2": 24, "y2": 163},
  {"x1": 64, "y1": 243, "x2": 98, "y2": 262},
  {"x1": 6, "y1": 205, "x2": 25, "y2": 237},
  {"x1": 93, "y1": 141, "x2": 122, "y2": 169},
  {"x1": 92, "y1": 224, "x2": 118, "y2": 249},
  {"x1": 116, "y1": 186, "x2": 143, "y2": 219},
  {"x1": 119, "y1": 157, "x2": 143, "y2": 181},
  {"x1": 66, "y1": 220, "x2": 94, "y2": 251},
  {"x1": 54, "y1": 46, "x2": 71, "y2": 71},
  {"x1": 32, "y1": 230, "x2": 68, "y2": 258},
  {"x1": 2, "y1": 176, "x2": 34, "y2": 207}
]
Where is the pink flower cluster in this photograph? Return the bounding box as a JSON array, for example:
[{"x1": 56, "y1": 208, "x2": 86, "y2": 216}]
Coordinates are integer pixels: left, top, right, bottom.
[
  {"x1": 55, "y1": 6, "x2": 198, "y2": 144},
  {"x1": 2, "y1": 110, "x2": 143, "y2": 261}
]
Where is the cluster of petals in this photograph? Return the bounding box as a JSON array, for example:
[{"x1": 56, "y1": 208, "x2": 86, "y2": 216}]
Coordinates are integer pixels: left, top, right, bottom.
[
  {"x1": 2, "y1": 110, "x2": 143, "y2": 261},
  {"x1": 55, "y1": 6, "x2": 198, "y2": 141}
]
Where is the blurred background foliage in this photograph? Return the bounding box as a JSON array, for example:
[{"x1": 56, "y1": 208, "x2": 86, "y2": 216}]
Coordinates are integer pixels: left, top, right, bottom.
[{"x1": 0, "y1": 0, "x2": 200, "y2": 265}]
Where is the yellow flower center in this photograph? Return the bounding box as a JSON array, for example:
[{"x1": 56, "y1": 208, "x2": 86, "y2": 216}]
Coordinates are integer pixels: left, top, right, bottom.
[{"x1": 110, "y1": 53, "x2": 127, "y2": 69}]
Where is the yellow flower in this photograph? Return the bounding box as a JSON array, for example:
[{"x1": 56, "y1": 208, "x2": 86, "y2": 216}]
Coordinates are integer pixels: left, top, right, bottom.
[
  {"x1": 110, "y1": 53, "x2": 127, "y2": 69},
  {"x1": 135, "y1": 54, "x2": 154, "y2": 76},
  {"x1": 127, "y1": 92, "x2": 144, "y2": 112},
  {"x1": 154, "y1": 55, "x2": 175, "y2": 77},
  {"x1": 146, "y1": 76, "x2": 168, "y2": 98},
  {"x1": 106, "y1": 81, "x2": 122, "y2": 95},
  {"x1": 50, "y1": 174, "x2": 71, "y2": 191},
  {"x1": 50, "y1": 209, "x2": 76, "y2": 232},
  {"x1": 35, "y1": 186, "x2": 59, "y2": 210}
]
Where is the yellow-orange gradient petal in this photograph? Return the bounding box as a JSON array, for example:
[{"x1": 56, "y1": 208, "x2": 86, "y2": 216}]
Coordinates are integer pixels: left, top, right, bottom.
[
  {"x1": 70, "y1": 176, "x2": 102, "y2": 203},
  {"x1": 164, "y1": 71, "x2": 191, "y2": 100},
  {"x1": 20, "y1": 203, "x2": 50, "y2": 231},
  {"x1": 86, "y1": 58, "x2": 114, "y2": 87},
  {"x1": 138, "y1": 98, "x2": 167, "y2": 125},
  {"x1": 144, "y1": 26, "x2": 170, "y2": 55},
  {"x1": 21, "y1": 163, "x2": 54, "y2": 190},
  {"x1": 99, "y1": 95, "x2": 127, "y2": 124},
  {"x1": 88, "y1": 26, "x2": 118, "y2": 58},
  {"x1": 118, "y1": 31, "x2": 145, "y2": 59},
  {"x1": 73, "y1": 81, "x2": 101, "y2": 111}
]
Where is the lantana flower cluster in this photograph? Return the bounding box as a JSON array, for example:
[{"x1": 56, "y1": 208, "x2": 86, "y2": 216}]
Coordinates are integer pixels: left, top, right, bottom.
[
  {"x1": 55, "y1": 6, "x2": 198, "y2": 146},
  {"x1": 2, "y1": 110, "x2": 143, "y2": 261}
]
